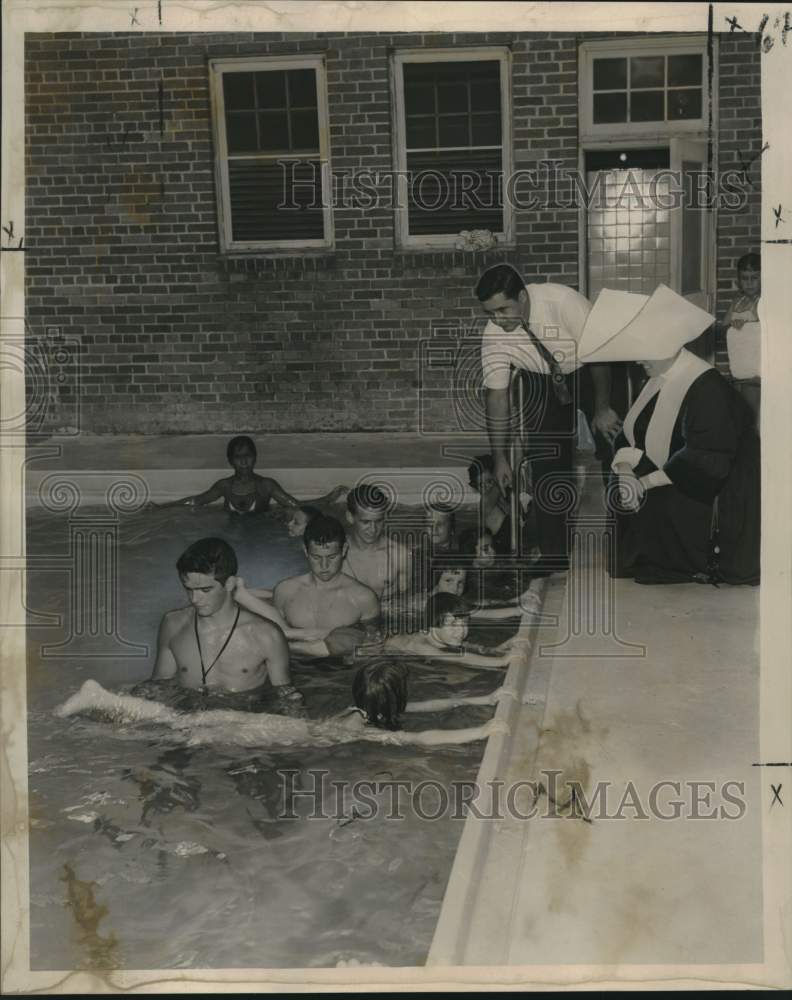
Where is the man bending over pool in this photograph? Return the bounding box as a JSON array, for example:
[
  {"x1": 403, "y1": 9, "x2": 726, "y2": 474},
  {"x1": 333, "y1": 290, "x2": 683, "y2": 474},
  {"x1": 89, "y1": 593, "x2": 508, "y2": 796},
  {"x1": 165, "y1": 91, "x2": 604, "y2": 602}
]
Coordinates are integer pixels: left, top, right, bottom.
[
  {"x1": 148, "y1": 537, "x2": 304, "y2": 710},
  {"x1": 236, "y1": 514, "x2": 381, "y2": 659}
]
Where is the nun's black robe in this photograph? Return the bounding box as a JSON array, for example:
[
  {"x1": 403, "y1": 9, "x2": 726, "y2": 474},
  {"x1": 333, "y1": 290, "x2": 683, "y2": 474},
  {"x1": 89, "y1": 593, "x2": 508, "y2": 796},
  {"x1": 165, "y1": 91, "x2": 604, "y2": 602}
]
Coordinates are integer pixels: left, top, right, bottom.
[{"x1": 610, "y1": 368, "x2": 760, "y2": 585}]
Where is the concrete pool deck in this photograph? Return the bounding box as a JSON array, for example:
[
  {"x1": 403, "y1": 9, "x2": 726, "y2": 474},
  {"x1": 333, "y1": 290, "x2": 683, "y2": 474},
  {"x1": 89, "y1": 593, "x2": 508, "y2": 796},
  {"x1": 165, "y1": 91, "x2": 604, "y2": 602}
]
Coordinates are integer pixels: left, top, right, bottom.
[{"x1": 428, "y1": 476, "x2": 762, "y2": 969}]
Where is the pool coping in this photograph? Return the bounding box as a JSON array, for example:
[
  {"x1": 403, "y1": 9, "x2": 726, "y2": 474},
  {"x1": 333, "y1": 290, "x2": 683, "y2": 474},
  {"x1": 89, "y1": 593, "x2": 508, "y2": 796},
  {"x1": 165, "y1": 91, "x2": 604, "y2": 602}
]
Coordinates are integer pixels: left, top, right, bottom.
[{"x1": 426, "y1": 570, "x2": 567, "y2": 966}]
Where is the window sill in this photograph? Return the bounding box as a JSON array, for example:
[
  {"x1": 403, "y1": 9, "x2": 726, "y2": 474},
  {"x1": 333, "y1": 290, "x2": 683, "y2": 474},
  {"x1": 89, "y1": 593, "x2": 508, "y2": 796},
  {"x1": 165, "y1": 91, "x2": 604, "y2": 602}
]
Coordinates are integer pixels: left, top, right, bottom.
[
  {"x1": 218, "y1": 251, "x2": 338, "y2": 275},
  {"x1": 393, "y1": 245, "x2": 517, "y2": 271}
]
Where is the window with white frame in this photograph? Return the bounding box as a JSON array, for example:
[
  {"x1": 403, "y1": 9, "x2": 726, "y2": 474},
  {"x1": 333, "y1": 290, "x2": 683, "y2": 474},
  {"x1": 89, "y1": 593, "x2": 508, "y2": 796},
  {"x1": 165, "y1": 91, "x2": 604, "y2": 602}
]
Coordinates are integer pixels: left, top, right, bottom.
[
  {"x1": 392, "y1": 49, "x2": 512, "y2": 248},
  {"x1": 579, "y1": 37, "x2": 710, "y2": 140},
  {"x1": 210, "y1": 56, "x2": 333, "y2": 252}
]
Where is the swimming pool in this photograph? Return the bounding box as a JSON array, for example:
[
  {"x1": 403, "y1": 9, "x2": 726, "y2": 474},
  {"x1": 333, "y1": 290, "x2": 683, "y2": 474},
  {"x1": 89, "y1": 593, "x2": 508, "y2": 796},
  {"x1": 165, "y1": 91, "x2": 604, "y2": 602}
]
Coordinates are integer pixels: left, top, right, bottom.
[{"x1": 25, "y1": 504, "x2": 518, "y2": 970}]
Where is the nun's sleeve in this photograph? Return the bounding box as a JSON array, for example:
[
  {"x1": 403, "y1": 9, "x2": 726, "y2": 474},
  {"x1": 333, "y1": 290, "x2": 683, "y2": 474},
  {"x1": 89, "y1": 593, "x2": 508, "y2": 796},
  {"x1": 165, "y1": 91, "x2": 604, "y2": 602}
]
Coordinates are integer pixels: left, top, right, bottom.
[{"x1": 663, "y1": 371, "x2": 739, "y2": 502}]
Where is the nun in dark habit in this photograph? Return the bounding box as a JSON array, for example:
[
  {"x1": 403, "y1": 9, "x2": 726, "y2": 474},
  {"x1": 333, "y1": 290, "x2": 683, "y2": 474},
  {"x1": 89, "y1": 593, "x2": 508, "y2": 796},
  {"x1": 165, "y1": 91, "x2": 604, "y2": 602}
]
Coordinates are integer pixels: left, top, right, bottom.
[{"x1": 578, "y1": 285, "x2": 760, "y2": 586}]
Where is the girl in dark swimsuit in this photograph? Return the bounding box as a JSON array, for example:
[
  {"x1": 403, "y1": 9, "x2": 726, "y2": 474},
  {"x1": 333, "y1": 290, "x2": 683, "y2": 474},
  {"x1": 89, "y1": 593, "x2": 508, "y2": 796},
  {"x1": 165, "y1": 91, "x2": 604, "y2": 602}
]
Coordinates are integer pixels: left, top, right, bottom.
[{"x1": 147, "y1": 436, "x2": 346, "y2": 516}]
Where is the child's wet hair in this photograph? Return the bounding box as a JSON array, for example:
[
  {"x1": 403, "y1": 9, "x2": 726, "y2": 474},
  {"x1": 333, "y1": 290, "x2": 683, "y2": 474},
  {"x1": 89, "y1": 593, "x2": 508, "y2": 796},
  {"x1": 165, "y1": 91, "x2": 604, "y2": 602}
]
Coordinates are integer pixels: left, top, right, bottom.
[
  {"x1": 467, "y1": 453, "x2": 495, "y2": 488},
  {"x1": 458, "y1": 526, "x2": 492, "y2": 556},
  {"x1": 176, "y1": 537, "x2": 238, "y2": 584},
  {"x1": 226, "y1": 435, "x2": 257, "y2": 463},
  {"x1": 303, "y1": 513, "x2": 346, "y2": 550},
  {"x1": 426, "y1": 591, "x2": 469, "y2": 628},
  {"x1": 736, "y1": 252, "x2": 760, "y2": 273},
  {"x1": 352, "y1": 658, "x2": 410, "y2": 730}
]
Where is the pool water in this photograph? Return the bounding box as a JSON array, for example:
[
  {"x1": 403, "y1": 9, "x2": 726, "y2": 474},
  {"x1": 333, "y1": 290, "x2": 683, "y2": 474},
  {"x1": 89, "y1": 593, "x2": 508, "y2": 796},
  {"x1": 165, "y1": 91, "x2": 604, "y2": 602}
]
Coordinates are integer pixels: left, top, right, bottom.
[{"x1": 25, "y1": 505, "x2": 519, "y2": 970}]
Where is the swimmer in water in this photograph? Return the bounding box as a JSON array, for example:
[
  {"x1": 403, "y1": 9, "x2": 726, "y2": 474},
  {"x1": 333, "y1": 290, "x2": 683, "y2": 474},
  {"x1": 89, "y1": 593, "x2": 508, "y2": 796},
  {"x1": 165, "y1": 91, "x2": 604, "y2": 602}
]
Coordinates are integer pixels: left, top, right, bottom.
[
  {"x1": 342, "y1": 484, "x2": 411, "y2": 601},
  {"x1": 55, "y1": 662, "x2": 512, "y2": 748},
  {"x1": 383, "y1": 565, "x2": 543, "y2": 629},
  {"x1": 427, "y1": 502, "x2": 457, "y2": 553},
  {"x1": 385, "y1": 593, "x2": 516, "y2": 669},
  {"x1": 147, "y1": 436, "x2": 347, "y2": 515},
  {"x1": 237, "y1": 514, "x2": 381, "y2": 660},
  {"x1": 147, "y1": 536, "x2": 304, "y2": 711}
]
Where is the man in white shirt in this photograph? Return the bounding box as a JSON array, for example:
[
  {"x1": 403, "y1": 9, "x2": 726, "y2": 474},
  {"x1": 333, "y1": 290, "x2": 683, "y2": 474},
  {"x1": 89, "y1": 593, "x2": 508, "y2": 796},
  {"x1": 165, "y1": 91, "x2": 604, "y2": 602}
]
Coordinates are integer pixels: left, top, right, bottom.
[{"x1": 475, "y1": 263, "x2": 621, "y2": 572}]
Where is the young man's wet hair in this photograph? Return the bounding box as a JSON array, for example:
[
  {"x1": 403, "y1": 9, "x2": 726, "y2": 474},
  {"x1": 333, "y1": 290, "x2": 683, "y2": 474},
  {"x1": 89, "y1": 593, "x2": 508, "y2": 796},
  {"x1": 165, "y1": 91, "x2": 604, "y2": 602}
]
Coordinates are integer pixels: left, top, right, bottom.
[
  {"x1": 303, "y1": 513, "x2": 347, "y2": 551},
  {"x1": 176, "y1": 537, "x2": 238, "y2": 584},
  {"x1": 474, "y1": 262, "x2": 524, "y2": 303},
  {"x1": 347, "y1": 482, "x2": 389, "y2": 515},
  {"x1": 226, "y1": 435, "x2": 257, "y2": 463},
  {"x1": 352, "y1": 658, "x2": 409, "y2": 730}
]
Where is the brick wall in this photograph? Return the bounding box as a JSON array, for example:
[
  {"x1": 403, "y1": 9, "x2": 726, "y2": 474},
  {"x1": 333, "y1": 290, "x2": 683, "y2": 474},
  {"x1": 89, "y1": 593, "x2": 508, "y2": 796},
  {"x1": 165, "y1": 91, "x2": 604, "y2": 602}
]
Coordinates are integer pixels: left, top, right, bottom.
[
  {"x1": 25, "y1": 31, "x2": 580, "y2": 435},
  {"x1": 24, "y1": 31, "x2": 761, "y2": 434},
  {"x1": 714, "y1": 33, "x2": 762, "y2": 371}
]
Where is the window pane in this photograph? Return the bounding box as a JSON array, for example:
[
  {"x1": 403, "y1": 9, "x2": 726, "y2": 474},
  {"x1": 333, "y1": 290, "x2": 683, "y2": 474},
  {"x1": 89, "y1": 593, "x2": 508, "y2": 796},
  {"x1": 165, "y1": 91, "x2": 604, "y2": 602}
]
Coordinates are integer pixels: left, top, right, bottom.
[
  {"x1": 437, "y1": 82, "x2": 469, "y2": 113},
  {"x1": 471, "y1": 112, "x2": 501, "y2": 146},
  {"x1": 226, "y1": 111, "x2": 258, "y2": 153},
  {"x1": 228, "y1": 159, "x2": 324, "y2": 242},
  {"x1": 258, "y1": 111, "x2": 290, "y2": 151},
  {"x1": 593, "y1": 57, "x2": 627, "y2": 90},
  {"x1": 290, "y1": 109, "x2": 320, "y2": 150},
  {"x1": 406, "y1": 116, "x2": 436, "y2": 148},
  {"x1": 406, "y1": 148, "x2": 503, "y2": 235},
  {"x1": 593, "y1": 92, "x2": 627, "y2": 124},
  {"x1": 438, "y1": 114, "x2": 470, "y2": 147},
  {"x1": 224, "y1": 73, "x2": 256, "y2": 111},
  {"x1": 631, "y1": 90, "x2": 664, "y2": 122},
  {"x1": 668, "y1": 53, "x2": 702, "y2": 87},
  {"x1": 405, "y1": 82, "x2": 435, "y2": 115},
  {"x1": 255, "y1": 71, "x2": 287, "y2": 110},
  {"x1": 630, "y1": 56, "x2": 664, "y2": 88},
  {"x1": 287, "y1": 69, "x2": 317, "y2": 107},
  {"x1": 668, "y1": 88, "x2": 702, "y2": 120},
  {"x1": 470, "y1": 77, "x2": 501, "y2": 112}
]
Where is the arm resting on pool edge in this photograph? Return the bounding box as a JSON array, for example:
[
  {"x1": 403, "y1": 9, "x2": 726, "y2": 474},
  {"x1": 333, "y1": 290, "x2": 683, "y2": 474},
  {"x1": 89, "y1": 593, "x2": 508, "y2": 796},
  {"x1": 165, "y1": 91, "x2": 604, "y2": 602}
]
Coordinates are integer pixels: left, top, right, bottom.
[
  {"x1": 405, "y1": 686, "x2": 516, "y2": 712},
  {"x1": 391, "y1": 718, "x2": 509, "y2": 746}
]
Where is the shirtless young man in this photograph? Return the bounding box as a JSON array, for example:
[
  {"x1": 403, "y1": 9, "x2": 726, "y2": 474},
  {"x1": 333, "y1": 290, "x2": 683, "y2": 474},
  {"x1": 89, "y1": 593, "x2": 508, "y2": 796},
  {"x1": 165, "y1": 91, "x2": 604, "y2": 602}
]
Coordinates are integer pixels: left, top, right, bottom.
[
  {"x1": 268, "y1": 514, "x2": 381, "y2": 659},
  {"x1": 149, "y1": 537, "x2": 303, "y2": 709},
  {"x1": 341, "y1": 484, "x2": 411, "y2": 601}
]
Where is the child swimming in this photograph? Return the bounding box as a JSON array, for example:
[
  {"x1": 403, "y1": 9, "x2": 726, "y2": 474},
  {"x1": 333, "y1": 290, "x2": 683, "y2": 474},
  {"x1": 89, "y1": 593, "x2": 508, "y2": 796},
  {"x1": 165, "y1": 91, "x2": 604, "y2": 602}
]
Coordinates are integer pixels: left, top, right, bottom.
[
  {"x1": 385, "y1": 593, "x2": 515, "y2": 669},
  {"x1": 467, "y1": 454, "x2": 534, "y2": 554},
  {"x1": 458, "y1": 527, "x2": 498, "y2": 568},
  {"x1": 147, "y1": 436, "x2": 346, "y2": 515},
  {"x1": 54, "y1": 668, "x2": 510, "y2": 748}
]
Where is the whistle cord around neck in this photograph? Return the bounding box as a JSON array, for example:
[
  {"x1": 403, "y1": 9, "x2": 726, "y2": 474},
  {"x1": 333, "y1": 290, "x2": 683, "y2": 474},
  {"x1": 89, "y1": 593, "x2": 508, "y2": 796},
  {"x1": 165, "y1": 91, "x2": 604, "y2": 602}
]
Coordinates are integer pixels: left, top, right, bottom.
[{"x1": 194, "y1": 606, "x2": 240, "y2": 692}]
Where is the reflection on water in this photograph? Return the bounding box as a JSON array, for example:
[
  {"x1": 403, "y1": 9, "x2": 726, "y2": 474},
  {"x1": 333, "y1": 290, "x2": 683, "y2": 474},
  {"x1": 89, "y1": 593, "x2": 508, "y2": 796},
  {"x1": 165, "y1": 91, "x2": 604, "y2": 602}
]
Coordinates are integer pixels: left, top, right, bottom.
[{"x1": 26, "y1": 505, "x2": 515, "y2": 969}]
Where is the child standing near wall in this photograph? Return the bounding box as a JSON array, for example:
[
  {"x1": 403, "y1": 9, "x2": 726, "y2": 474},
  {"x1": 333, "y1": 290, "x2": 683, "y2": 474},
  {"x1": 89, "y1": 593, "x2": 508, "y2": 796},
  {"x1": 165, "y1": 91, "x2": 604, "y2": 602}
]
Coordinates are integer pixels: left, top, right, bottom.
[{"x1": 723, "y1": 252, "x2": 761, "y2": 431}]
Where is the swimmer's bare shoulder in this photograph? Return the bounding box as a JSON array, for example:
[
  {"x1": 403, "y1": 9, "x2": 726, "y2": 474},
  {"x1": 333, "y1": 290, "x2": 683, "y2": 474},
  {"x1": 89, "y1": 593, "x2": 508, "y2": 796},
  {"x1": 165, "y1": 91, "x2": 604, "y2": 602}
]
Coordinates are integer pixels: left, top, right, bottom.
[
  {"x1": 272, "y1": 573, "x2": 308, "y2": 609},
  {"x1": 237, "y1": 607, "x2": 285, "y2": 644},
  {"x1": 340, "y1": 574, "x2": 380, "y2": 618},
  {"x1": 151, "y1": 607, "x2": 191, "y2": 679}
]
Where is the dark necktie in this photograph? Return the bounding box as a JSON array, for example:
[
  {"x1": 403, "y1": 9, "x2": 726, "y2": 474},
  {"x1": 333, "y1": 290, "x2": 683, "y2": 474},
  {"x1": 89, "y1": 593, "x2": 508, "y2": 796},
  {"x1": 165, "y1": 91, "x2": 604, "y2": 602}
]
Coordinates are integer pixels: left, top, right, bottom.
[{"x1": 521, "y1": 321, "x2": 572, "y2": 406}]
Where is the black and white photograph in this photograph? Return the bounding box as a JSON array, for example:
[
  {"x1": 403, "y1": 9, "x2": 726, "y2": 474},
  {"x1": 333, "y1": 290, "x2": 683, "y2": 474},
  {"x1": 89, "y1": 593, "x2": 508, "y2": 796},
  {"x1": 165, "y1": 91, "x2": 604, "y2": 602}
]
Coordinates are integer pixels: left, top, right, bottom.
[{"x1": 1, "y1": 0, "x2": 790, "y2": 992}]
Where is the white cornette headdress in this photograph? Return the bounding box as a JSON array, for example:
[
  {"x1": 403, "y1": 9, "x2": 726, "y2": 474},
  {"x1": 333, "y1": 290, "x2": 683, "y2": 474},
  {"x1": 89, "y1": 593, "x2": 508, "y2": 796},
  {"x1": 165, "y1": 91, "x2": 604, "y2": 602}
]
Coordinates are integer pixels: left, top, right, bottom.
[{"x1": 578, "y1": 285, "x2": 715, "y2": 362}]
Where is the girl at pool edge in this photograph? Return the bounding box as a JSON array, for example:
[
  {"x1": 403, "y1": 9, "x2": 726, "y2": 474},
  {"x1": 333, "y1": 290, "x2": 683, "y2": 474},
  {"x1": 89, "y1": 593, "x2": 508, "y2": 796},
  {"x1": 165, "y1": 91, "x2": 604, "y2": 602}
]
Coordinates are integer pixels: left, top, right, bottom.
[{"x1": 55, "y1": 661, "x2": 512, "y2": 748}]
